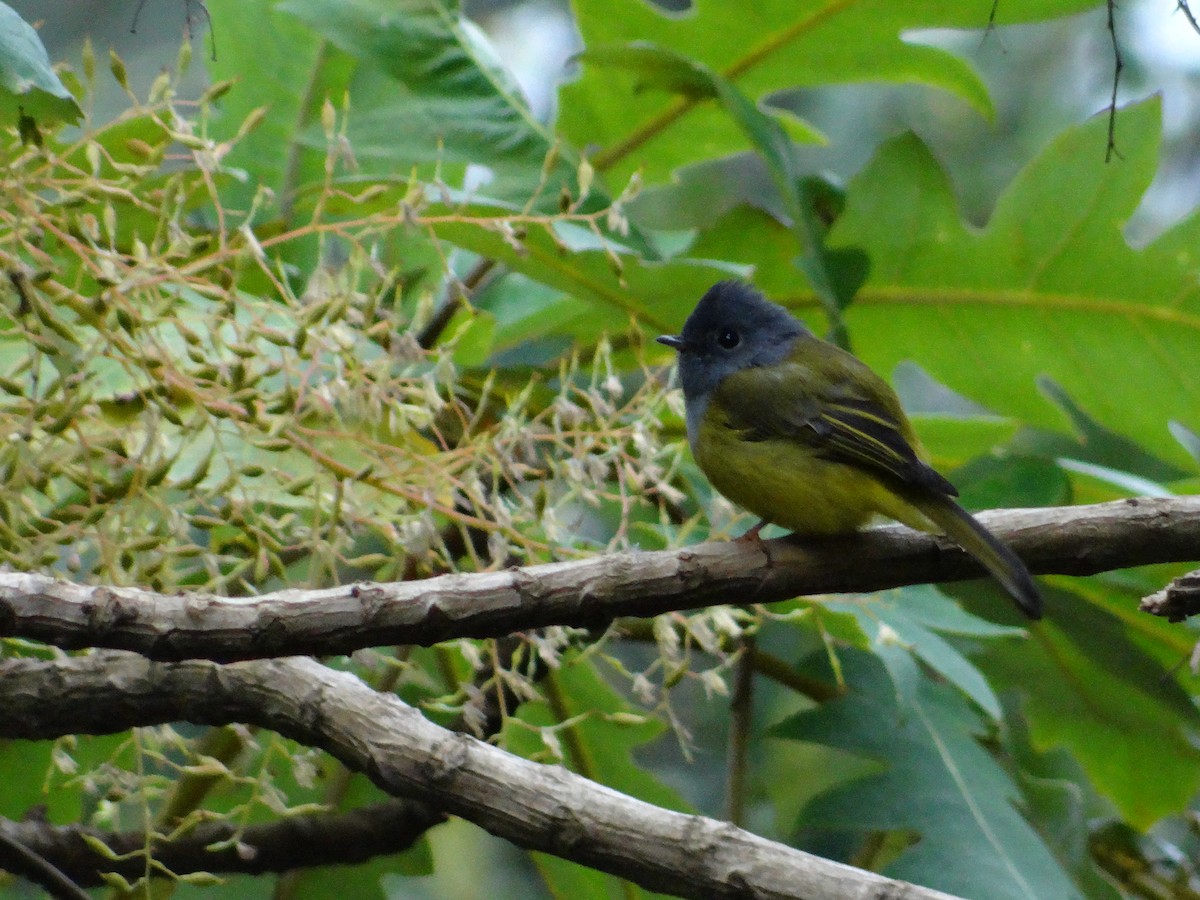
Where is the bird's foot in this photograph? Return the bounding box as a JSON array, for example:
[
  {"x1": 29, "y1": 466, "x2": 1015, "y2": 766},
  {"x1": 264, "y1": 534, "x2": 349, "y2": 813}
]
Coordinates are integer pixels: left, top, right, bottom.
[{"x1": 736, "y1": 520, "x2": 769, "y2": 543}]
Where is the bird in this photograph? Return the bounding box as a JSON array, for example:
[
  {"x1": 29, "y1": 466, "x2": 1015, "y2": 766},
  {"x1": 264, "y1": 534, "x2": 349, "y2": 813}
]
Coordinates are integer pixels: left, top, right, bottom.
[{"x1": 656, "y1": 279, "x2": 1042, "y2": 619}]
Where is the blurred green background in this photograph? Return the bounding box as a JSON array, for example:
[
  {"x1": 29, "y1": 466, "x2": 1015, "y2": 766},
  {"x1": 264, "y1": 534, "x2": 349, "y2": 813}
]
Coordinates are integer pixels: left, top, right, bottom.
[{"x1": 7, "y1": 2, "x2": 1200, "y2": 898}]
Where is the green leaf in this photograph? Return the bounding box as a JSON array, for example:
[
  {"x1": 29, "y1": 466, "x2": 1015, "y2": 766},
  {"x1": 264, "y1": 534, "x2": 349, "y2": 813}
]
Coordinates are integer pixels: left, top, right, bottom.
[
  {"x1": 1170, "y1": 420, "x2": 1200, "y2": 463},
  {"x1": 1028, "y1": 376, "x2": 1191, "y2": 483},
  {"x1": 1001, "y1": 696, "x2": 1126, "y2": 900},
  {"x1": 950, "y1": 455, "x2": 1072, "y2": 511},
  {"x1": 562, "y1": 0, "x2": 1101, "y2": 185},
  {"x1": 775, "y1": 651, "x2": 1082, "y2": 899},
  {"x1": 428, "y1": 200, "x2": 741, "y2": 339},
  {"x1": 898, "y1": 586, "x2": 1029, "y2": 639},
  {"x1": 0, "y1": 1, "x2": 81, "y2": 130},
  {"x1": 0, "y1": 732, "x2": 128, "y2": 823},
  {"x1": 826, "y1": 588, "x2": 1024, "y2": 720},
  {"x1": 893, "y1": 361, "x2": 992, "y2": 416},
  {"x1": 478, "y1": 276, "x2": 585, "y2": 363},
  {"x1": 533, "y1": 849, "x2": 665, "y2": 900},
  {"x1": 444, "y1": 308, "x2": 496, "y2": 368},
  {"x1": 206, "y1": 0, "x2": 353, "y2": 211},
  {"x1": 826, "y1": 98, "x2": 1200, "y2": 468},
  {"x1": 686, "y1": 204, "x2": 800, "y2": 292},
  {"x1": 581, "y1": 43, "x2": 728, "y2": 103},
  {"x1": 979, "y1": 589, "x2": 1200, "y2": 829},
  {"x1": 909, "y1": 415, "x2": 1020, "y2": 473},
  {"x1": 279, "y1": 0, "x2": 575, "y2": 205},
  {"x1": 581, "y1": 41, "x2": 858, "y2": 343},
  {"x1": 285, "y1": 777, "x2": 433, "y2": 899}
]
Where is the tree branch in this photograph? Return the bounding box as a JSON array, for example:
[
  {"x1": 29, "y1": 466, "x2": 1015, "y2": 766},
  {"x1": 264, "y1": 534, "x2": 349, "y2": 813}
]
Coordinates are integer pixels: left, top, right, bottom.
[
  {"x1": 1141, "y1": 568, "x2": 1200, "y2": 622},
  {"x1": 0, "y1": 652, "x2": 961, "y2": 900},
  {"x1": 0, "y1": 800, "x2": 443, "y2": 889},
  {"x1": 0, "y1": 823, "x2": 90, "y2": 900},
  {"x1": 0, "y1": 498, "x2": 1196, "y2": 662}
]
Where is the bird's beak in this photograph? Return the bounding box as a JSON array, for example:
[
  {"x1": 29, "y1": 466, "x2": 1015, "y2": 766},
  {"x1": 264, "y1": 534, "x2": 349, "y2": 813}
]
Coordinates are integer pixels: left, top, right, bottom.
[{"x1": 656, "y1": 334, "x2": 689, "y2": 352}]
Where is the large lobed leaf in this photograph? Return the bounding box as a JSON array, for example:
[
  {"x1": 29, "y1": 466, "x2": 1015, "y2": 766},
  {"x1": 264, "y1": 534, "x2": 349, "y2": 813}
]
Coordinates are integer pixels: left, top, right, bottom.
[
  {"x1": 979, "y1": 588, "x2": 1200, "y2": 830},
  {"x1": 822, "y1": 98, "x2": 1200, "y2": 468},
  {"x1": 280, "y1": 0, "x2": 576, "y2": 203},
  {"x1": 205, "y1": 0, "x2": 354, "y2": 211},
  {"x1": 824, "y1": 587, "x2": 1025, "y2": 721},
  {"x1": 561, "y1": 0, "x2": 1102, "y2": 184},
  {"x1": 776, "y1": 651, "x2": 1084, "y2": 899},
  {"x1": 207, "y1": 0, "x2": 582, "y2": 213}
]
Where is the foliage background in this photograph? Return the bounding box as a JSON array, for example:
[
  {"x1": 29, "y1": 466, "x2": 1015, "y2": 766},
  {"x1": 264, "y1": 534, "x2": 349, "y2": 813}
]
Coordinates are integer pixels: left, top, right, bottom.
[{"x1": 3, "y1": 0, "x2": 1200, "y2": 898}]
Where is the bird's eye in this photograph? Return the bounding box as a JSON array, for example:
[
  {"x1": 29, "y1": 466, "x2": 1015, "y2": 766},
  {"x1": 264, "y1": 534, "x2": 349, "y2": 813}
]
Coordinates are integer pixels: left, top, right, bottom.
[{"x1": 716, "y1": 328, "x2": 740, "y2": 349}]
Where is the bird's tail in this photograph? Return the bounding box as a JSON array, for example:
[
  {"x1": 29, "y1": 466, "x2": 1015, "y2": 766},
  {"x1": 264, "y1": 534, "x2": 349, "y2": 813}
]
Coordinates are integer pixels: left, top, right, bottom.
[{"x1": 908, "y1": 492, "x2": 1042, "y2": 619}]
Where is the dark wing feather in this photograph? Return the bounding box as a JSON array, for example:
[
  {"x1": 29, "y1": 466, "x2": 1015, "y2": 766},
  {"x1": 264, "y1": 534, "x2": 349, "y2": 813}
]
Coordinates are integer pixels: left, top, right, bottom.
[{"x1": 717, "y1": 362, "x2": 958, "y2": 497}]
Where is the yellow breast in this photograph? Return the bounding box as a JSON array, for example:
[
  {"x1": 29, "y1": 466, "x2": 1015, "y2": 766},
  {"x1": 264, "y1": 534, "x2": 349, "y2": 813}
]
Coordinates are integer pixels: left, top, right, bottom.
[{"x1": 694, "y1": 413, "x2": 923, "y2": 535}]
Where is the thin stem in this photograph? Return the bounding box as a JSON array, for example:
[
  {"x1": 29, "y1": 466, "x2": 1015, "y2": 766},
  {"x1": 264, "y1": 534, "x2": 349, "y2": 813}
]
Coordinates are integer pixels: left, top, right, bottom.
[
  {"x1": 159, "y1": 726, "x2": 248, "y2": 826},
  {"x1": 416, "y1": 258, "x2": 499, "y2": 350},
  {"x1": 280, "y1": 41, "x2": 331, "y2": 222},
  {"x1": 618, "y1": 618, "x2": 843, "y2": 703},
  {"x1": 725, "y1": 635, "x2": 756, "y2": 826},
  {"x1": 543, "y1": 672, "x2": 594, "y2": 779}
]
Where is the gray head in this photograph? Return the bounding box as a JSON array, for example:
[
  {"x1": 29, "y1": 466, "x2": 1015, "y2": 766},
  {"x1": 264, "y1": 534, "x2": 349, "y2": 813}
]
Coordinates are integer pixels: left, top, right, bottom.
[
  {"x1": 657, "y1": 280, "x2": 808, "y2": 402},
  {"x1": 657, "y1": 281, "x2": 808, "y2": 444}
]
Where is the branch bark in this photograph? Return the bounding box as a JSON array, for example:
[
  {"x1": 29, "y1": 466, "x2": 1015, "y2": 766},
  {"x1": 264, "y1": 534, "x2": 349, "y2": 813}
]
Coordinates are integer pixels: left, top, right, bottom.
[
  {"x1": 0, "y1": 800, "x2": 443, "y2": 888},
  {"x1": 0, "y1": 652, "x2": 961, "y2": 900},
  {"x1": 1141, "y1": 568, "x2": 1200, "y2": 621},
  {"x1": 0, "y1": 497, "x2": 1196, "y2": 662},
  {"x1": 0, "y1": 823, "x2": 90, "y2": 900}
]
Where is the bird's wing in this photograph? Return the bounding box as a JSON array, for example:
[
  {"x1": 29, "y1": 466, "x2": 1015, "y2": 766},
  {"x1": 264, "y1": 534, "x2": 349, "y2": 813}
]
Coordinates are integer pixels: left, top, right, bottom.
[{"x1": 716, "y1": 361, "x2": 958, "y2": 497}]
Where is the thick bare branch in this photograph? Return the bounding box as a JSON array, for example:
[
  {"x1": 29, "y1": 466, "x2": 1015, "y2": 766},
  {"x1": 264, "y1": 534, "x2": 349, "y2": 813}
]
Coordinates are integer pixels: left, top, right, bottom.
[
  {"x1": 0, "y1": 652, "x2": 960, "y2": 900},
  {"x1": 0, "y1": 800, "x2": 442, "y2": 889},
  {"x1": 0, "y1": 497, "x2": 1196, "y2": 662}
]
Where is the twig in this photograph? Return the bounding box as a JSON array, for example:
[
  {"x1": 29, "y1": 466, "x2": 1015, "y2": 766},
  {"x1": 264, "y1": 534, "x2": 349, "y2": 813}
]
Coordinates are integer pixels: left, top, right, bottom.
[
  {"x1": 1177, "y1": 1, "x2": 1200, "y2": 36},
  {"x1": 158, "y1": 725, "x2": 248, "y2": 826},
  {"x1": 416, "y1": 258, "x2": 499, "y2": 349},
  {"x1": 616, "y1": 617, "x2": 843, "y2": 702},
  {"x1": 131, "y1": 0, "x2": 216, "y2": 61},
  {"x1": 6, "y1": 268, "x2": 33, "y2": 315},
  {"x1": 130, "y1": 0, "x2": 149, "y2": 32},
  {"x1": 0, "y1": 825, "x2": 90, "y2": 900},
  {"x1": 1141, "y1": 568, "x2": 1200, "y2": 622},
  {"x1": 725, "y1": 634, "x2": 755, "y2": 827},
  {"x1": 981, "y1": 0, "x2": 1007, "y2": 51},
  {"x1": 1105, "y1": 0, "x2": 1124, "y2": 162}
]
